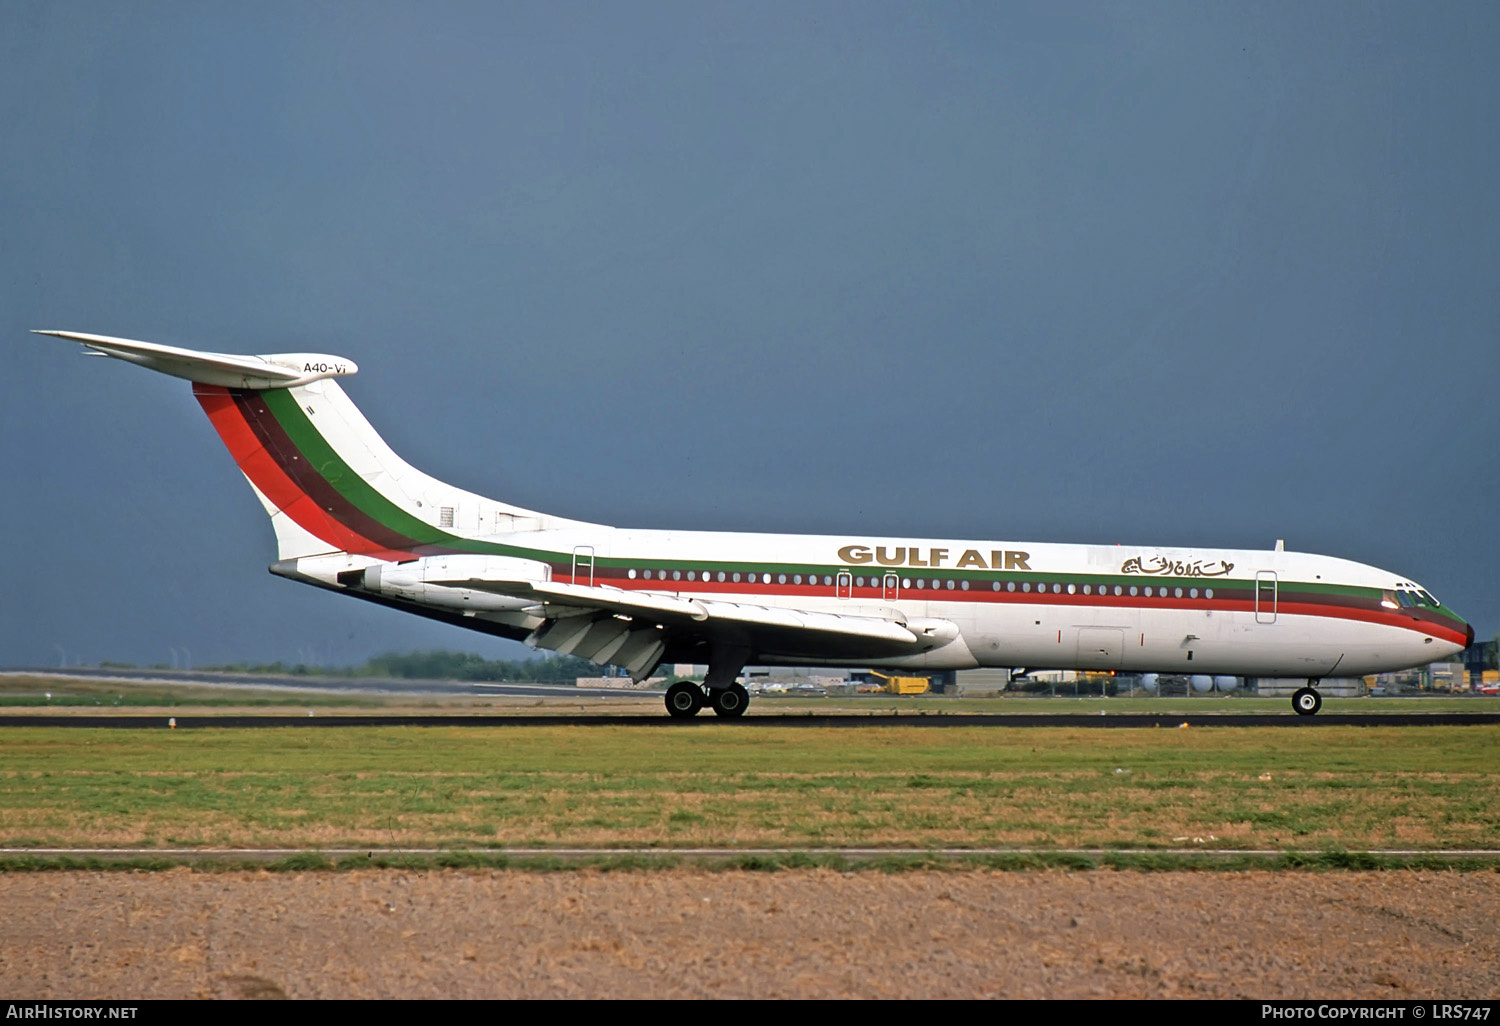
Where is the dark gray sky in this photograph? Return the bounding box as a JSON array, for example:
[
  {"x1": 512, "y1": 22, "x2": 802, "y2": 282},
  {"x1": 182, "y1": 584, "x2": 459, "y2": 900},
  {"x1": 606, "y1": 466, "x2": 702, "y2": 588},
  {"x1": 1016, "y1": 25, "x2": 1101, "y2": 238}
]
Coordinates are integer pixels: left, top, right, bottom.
[{"x1": 4, "y1": 2, "x2": 1497, "y2": 668}]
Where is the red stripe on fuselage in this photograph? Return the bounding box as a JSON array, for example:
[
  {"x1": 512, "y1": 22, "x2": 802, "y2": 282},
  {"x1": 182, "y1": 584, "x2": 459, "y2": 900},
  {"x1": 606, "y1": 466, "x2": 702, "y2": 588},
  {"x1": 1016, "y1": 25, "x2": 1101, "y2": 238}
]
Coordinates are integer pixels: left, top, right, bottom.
[{"x1": 571, "y1": 574, "x2": 1469, "y2": 646}]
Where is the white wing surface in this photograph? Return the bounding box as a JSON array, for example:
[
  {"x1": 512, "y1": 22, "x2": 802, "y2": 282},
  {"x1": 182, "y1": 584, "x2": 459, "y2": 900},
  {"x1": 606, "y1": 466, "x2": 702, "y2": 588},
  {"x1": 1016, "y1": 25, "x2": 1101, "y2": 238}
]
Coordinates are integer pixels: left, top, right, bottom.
[{"x1": 435, "y1": 576, "x2": 937, "y2": 680}]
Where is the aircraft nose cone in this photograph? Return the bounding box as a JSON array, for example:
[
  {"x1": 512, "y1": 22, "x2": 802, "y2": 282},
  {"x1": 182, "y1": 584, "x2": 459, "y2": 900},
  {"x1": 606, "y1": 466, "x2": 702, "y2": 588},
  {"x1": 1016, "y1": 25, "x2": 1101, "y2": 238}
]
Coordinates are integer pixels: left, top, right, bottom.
[{"x1": 1466, "y1": 620, "x2": 1475, "y2": 648}]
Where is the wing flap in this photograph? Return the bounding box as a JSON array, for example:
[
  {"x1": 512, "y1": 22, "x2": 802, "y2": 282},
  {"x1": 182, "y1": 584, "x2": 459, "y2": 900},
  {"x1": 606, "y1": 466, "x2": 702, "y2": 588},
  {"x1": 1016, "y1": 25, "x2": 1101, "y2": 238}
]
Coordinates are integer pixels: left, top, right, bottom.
[{"x1": 440, "y1": 577, "x2": 920, "y2": 646}]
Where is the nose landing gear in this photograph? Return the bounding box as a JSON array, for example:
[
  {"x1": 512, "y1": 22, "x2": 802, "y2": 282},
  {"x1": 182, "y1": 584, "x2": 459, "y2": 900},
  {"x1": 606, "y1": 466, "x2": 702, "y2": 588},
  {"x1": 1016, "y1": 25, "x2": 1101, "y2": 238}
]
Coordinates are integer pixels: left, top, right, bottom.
[{"x1": 1292, "y1": 682, "x2": 1322, "y2": 716}]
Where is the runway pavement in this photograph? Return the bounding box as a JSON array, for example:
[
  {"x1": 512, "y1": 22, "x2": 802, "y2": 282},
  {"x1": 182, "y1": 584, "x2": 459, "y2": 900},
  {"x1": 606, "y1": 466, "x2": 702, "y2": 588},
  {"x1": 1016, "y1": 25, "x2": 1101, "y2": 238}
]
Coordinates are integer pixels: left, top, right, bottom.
[{"x1": 6, "y1": 668, "x2": 1499, "y2": 727}]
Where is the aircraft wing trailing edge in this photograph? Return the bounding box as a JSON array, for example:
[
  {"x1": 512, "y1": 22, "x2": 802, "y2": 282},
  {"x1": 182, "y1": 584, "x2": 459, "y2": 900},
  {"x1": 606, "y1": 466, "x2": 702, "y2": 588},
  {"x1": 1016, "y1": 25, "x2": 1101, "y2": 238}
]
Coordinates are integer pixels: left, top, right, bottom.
[
  {"x1": 450, "y1": 577, "x2": 918, "y2": 641},
  {"x1": 437, "y1": 576, "x2": 942, "y2": 678}
]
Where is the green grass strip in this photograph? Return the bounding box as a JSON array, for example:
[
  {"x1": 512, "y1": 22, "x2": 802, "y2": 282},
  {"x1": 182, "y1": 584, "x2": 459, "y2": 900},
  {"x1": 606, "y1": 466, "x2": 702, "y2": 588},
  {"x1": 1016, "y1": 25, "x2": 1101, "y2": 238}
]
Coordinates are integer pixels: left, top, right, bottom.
[{"x1": 1, "y1": 724, "x2": 1496, "y2": 858}]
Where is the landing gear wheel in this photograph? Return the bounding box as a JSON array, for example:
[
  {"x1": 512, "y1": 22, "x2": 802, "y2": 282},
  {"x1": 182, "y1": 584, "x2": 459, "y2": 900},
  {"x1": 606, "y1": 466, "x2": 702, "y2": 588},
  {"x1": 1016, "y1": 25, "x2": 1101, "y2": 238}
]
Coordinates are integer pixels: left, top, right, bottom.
[
  {"x1": 710, "y1": 683, "x2": 750, "y2": 719},
  {"x1": 665, "y1": 681, "x2": 704, "y2": 719},
  {"x1": 1292, "y1": 687, "x2": 1322, "y2": 717}
]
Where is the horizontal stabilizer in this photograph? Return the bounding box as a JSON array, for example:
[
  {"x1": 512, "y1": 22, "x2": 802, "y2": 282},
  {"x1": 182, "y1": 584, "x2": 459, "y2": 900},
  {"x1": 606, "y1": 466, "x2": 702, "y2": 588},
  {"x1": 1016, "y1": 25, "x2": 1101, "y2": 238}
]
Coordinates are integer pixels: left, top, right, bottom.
[{"x1": 32, "y1": 330, "x2": 357, "y2": 389}]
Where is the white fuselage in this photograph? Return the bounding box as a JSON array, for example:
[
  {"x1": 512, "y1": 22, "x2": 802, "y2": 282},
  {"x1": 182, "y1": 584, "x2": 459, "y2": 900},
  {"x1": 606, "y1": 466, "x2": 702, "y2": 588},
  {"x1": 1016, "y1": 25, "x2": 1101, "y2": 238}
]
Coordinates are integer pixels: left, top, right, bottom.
[
  {"x1": 40, "y1": 330, "x2": 1472, "y2": 711},
  {"x1": 300, "y1": 525, "x2": 1470, "y2": 679}
]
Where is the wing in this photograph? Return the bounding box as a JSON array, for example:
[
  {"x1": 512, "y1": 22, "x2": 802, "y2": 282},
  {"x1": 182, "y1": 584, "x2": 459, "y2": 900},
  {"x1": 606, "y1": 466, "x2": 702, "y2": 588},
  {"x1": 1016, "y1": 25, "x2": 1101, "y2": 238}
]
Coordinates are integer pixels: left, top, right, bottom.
[{"x1": 437, "y1": 576, "x2": 950, "y2": 681}]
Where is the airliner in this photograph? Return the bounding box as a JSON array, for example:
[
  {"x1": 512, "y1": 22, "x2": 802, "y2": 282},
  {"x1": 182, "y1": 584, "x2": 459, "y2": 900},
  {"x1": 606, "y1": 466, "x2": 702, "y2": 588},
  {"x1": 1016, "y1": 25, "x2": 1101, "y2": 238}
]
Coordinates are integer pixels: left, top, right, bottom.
[{"x1": 34, "y1": 331, "x2": 1473, "y2": 718}]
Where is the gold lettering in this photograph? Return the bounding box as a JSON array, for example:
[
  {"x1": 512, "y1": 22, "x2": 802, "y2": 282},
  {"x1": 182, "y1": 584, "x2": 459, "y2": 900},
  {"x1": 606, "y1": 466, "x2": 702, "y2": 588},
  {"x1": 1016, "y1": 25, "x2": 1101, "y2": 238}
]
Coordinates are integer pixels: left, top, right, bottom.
[
  {"x1": 838, "y1": 544, "x2": 872, "y2": 565},
  {"x1": 956, "y1": 549, "x2": 987, "y2": 569},
  {"x1": 929, "y1": 548, "x2": 948, "y2": 566},
  {"x1": 875, "y1": 546, "x2": 907, "y2": 566},
  {"x1": 909, "y1": 546, "x2": 928, "y2": 567},
  {"x1": 1005, "y1": 550, "x2": 1031, "y2": 570}
]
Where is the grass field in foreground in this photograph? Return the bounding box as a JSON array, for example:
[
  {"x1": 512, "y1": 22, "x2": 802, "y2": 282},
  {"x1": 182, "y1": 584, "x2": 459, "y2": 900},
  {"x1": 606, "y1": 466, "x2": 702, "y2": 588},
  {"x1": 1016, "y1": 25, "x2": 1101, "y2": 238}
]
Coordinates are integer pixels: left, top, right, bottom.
[{"x1": 0, "y1": 724, "x2": 1497, "y2": 855}]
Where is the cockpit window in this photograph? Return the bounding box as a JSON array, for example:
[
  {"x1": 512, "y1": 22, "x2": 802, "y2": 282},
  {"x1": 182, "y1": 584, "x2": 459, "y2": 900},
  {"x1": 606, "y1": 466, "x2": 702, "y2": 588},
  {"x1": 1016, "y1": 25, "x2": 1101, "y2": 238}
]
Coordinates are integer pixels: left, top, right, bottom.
[
  {"x1": 1392, "y1": 587, "x2": 1439, "y2": 608},
  {"x1": 1381, "y1": 590, "x2": 1400, "y2": 610}
]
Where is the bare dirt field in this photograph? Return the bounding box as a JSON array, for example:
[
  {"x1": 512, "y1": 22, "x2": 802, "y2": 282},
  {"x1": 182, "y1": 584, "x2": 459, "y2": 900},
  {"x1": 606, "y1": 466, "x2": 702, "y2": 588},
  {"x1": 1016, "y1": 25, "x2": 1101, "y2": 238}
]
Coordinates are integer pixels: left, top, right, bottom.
[{"x1": 3, "y1": 868, "x2": 1497, "y2": 999}]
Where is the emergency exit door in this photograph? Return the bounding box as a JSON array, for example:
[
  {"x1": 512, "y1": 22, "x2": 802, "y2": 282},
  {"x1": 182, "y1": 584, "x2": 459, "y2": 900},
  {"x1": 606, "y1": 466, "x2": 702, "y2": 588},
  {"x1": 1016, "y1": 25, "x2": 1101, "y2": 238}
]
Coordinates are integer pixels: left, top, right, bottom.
[
  {"x1": 1255, "y1": 571, "x2": 1277, "y2": 624},
  {"x1": 882, "y1": 573, "x2": 899, "y2": 602},
  {"x1": 572, "y1": 546, "x2": 595, "y2": 586}
]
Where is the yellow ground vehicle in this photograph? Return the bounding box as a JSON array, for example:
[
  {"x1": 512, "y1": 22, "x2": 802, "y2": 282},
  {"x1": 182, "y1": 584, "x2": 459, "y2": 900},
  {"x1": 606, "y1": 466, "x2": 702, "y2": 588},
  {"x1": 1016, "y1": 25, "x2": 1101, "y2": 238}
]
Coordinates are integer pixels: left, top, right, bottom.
[{"x1": 869, "y1": 672, "x2": 930, "y2": 695}]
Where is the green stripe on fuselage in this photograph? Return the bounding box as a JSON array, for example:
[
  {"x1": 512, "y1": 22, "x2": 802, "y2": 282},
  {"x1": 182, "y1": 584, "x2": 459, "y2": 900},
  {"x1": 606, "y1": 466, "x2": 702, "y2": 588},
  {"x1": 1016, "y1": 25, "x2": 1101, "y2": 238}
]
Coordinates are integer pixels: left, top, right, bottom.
[
  {"x1": 260, "y1": 389, "x2": 564, "y2": 563},
  {"x1": 258, "y1": 393, "x2": 1461, "y2": 629},
  {"x1": 263, "y1": 388, "x2": 467, "y2": 550}
]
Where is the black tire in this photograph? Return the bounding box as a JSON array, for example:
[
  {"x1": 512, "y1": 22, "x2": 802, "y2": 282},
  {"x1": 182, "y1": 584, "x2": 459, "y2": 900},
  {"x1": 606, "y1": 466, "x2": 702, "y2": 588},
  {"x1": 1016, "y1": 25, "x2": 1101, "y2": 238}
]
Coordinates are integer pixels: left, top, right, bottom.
[
  {"x1": 710, "y1": 682, "x2": 750, "y2": 719},
  {"x1": 665, "y1": 681, "x2": 704, "y2": 719},
  {"x1": 1292, "y1": 687, "x2": 1322, "y2": 716}
]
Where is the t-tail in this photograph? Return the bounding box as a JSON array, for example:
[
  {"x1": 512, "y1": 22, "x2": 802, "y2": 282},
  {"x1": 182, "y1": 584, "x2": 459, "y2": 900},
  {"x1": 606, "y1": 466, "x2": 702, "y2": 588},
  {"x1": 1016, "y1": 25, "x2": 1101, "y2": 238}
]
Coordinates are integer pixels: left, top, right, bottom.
[{"x1": 33, "y1": 331, "x2": 575, "y2": 562}]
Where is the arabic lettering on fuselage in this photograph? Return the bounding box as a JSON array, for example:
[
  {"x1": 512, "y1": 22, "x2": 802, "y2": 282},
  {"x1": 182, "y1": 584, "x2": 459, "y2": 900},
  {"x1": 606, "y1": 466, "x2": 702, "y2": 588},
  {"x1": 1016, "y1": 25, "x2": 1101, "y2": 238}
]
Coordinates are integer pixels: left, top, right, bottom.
[{"x1": 1121, "y1": 556, "x2": 1235, "y2": 578}]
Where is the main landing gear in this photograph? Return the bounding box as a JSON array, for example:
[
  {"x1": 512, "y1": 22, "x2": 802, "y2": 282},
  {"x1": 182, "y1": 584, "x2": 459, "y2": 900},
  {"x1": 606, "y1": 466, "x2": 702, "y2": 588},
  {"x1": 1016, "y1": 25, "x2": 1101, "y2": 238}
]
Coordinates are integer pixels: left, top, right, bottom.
[
  {"x1": 665, "y1": 646, "x2": 752, "y2": 719},
  {"x1": 665, "y1": 680, "x2": 703, "y2": 718},
  {"x1": 663, "y1": 681, "x2": 750, "y2": 719},
  {"x1": 711, "y1": 683, "x2": 749, "y2": 717},
  {"x1": 1292, "y1": 681, "x2": 1323, "y2": 716}
]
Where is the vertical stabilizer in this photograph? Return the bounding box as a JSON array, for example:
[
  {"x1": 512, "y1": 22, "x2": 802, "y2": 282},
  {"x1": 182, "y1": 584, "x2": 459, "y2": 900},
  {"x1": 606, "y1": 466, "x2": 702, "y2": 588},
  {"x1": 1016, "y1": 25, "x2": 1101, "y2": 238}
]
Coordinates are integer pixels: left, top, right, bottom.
[
  {"x1": 195, "y1": 380, "x2": 559, "y2": 560},
  {"x1": 35, "y1": 331, "x2": 580, "y2": 562}
]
